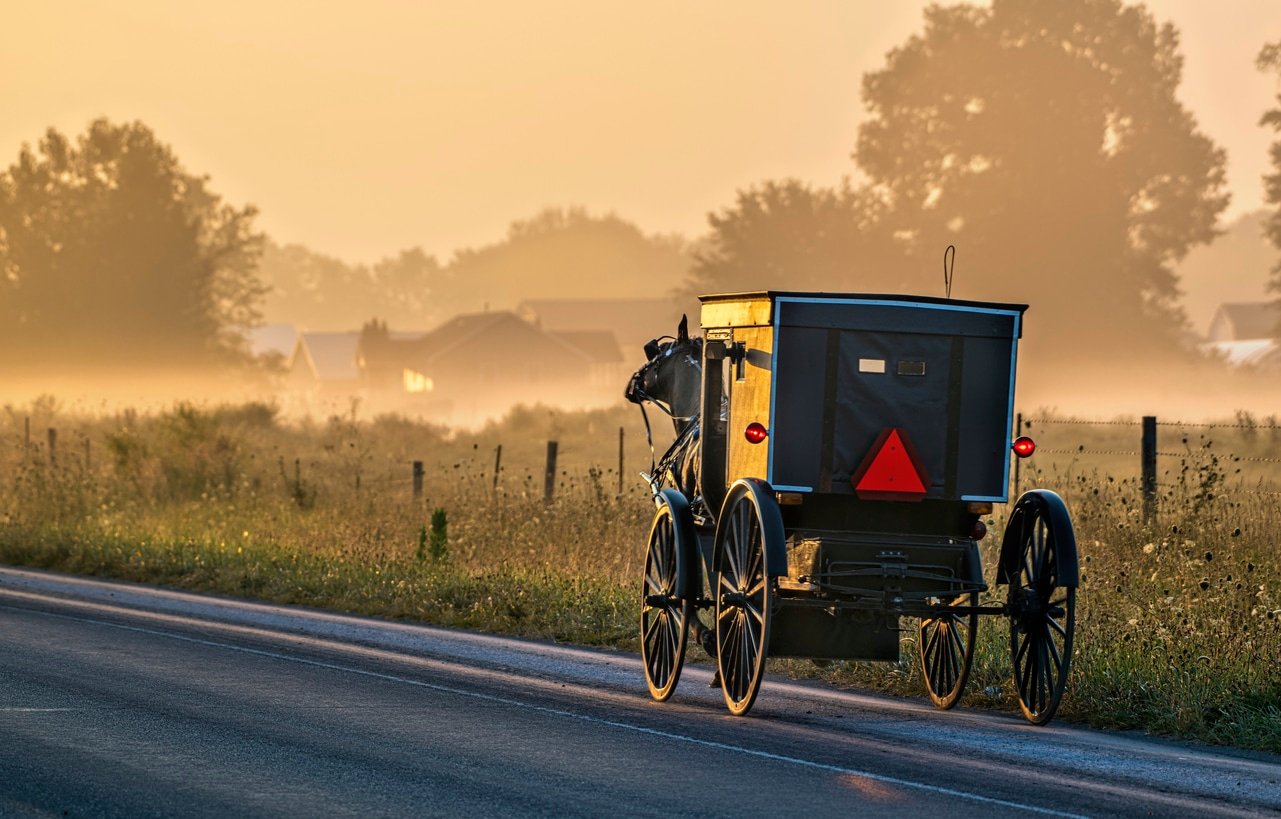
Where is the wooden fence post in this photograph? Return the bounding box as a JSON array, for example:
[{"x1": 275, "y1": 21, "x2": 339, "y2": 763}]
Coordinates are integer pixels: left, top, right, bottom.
[
  {"x1": 617, "y1": 426, "x2": 625, "y2": 496},
  {"x1": 492, "y1": 445, "x2": 503, "y2": 497},
  {"x1": 47, "y1": 428, "x2": 57, "y2": 468},
  {"x1": 544, "y1": 440, "x2": 559, "y2": 504},
  {"x1": 412, "y1": 460, "x2": 424, "y2": 499},
  {"x1": 23, "y1": 416, "x2": 30, "y2": 455},
  {"x1": 1141, "y1": 416, "x2": 1157, "y2": 524}
]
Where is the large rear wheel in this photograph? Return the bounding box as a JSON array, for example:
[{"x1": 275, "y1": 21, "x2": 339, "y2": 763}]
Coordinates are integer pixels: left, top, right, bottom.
[
  {"x1": 640, "y1": 501, "x2": 692, "y2": 702},
  {"x1": 1006, "y1": 493, "x2": 1077, "y2": 725},
  {"x1": 714, "y1": 486, "x2": 775, "y2": 716}
]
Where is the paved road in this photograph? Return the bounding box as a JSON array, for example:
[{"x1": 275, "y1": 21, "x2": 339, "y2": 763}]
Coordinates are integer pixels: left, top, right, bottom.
[{"x1": 0, "y1": 568, "x2": 1278, "y2": 818}]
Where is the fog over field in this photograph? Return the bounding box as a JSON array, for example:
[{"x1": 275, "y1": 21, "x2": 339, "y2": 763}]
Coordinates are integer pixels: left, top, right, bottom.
[{"x1": 2, "y1": 0, "x2": 1281, "y2": 423}]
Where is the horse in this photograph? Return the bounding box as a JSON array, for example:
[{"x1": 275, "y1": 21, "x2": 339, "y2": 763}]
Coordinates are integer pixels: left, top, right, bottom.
[{"x1": 624, "y1": 315, "x2": 704, "y2": 503}]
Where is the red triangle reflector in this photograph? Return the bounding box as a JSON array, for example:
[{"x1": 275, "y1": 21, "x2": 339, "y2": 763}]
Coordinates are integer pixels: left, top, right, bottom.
[{"x1": 852, "y1": 428, "x2": 929, "y2": 501}]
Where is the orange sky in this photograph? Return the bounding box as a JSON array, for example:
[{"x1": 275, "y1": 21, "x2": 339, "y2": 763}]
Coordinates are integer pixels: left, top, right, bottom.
[{"x1": 4, "y1": 0, "x2": 1280, "y2": 263}]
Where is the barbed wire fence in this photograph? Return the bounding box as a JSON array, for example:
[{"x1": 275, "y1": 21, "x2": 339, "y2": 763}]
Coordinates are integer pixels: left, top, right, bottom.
[{"x1": 1013, "y1": 412, "x2": 1281, "y2": 518}]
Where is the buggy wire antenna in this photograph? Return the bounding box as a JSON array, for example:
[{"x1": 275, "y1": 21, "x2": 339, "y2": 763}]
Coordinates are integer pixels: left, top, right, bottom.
[{"x1": 944, "y1": 244, "x2": 956, "y2": 299}]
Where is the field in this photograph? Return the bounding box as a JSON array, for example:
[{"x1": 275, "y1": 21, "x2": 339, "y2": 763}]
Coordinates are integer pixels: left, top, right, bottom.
[{"x1": 1, "y1": 398, "x2": 1279, "y2": 753}]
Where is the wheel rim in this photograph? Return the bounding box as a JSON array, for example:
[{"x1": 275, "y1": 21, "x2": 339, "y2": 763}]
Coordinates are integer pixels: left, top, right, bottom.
[
  {"x1": 640, "y1": 506, "x2": 689, "y2": 702},
  {"x1": 1009, "y1": 507, "x2": 1076, "y2": 725},
  {"x1": 715, "y1": 492, "x2": 771, "y2": 716},
  {"x1": 919, "y1": 592, "x2": 978, "y2": 709}
]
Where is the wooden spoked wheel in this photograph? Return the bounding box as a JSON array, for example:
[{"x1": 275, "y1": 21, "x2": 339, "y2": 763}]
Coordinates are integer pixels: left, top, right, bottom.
[
  {"x1": 1008, "y1": 500, "x2": 1076, "y2": 725},
  {"x1": 714, "y1": 490, "x2": 773, "y2": 716},
  {"x1": 640, "y1": 502, "x2": 692, "y2": 702},
  {"x1": 919, "y1": 592, "x2": 978, "y2": 709}
]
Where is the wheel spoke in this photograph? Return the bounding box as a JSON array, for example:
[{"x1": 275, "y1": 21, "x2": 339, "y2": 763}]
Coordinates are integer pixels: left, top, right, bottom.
[
  {"x1": 644, "y1": 572, "x2": 662, "y2": 596},
  {"x1": 1039, "y1": 632, "x2": 1055, "y2": 712},
  {"x1": 930, "y1": 623, "x2": 946, "y2": 690},
  {"x1": 946, "y1": 622, "x2": 965, "y2": 685},
  {"x1": 1045, "y1": 620, "x2": 1064, "y2": 673},
  {"x1": 1048, "y1": 615, "x2": 1069, "y2": 640},
  {"x1": 735, "y1": 504, "x2": 751, "y2": 588},
  {"x1": 922, "y1": 619, "x2": 942, "y2": 660},
  {"x1": 643, "y1": 611, "x2": 662, "y2": 645},
  {"x1": 1018, "y1": 637, "x2": 1035, "y2": 704}
]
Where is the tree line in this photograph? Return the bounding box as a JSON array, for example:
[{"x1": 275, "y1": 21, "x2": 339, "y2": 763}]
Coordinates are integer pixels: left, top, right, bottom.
[{"x1": 2, "y1": 0, "x2": 1279, "y2": 376}]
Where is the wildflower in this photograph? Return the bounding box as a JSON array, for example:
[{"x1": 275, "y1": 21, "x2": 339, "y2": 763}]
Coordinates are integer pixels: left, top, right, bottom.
[{"x1": 1143, "y1": 543, "x2": 1155, "y2": 555}]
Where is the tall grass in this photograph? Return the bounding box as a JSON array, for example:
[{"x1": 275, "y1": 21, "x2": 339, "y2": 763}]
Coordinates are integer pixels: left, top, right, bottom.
[{"x1": 1, "y1": 398, "x2": 1277, "y2": 751}]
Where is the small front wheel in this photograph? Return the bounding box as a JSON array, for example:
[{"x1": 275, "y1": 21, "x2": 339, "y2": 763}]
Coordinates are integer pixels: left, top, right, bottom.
[{"x1": 640, "y1": 501, "x2": 692, "y2": 702}]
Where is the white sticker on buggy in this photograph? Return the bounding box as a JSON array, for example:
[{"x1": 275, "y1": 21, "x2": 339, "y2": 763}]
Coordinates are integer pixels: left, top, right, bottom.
[{"x1": 858, "y1": 358, "x2": 886, "y2": 374}]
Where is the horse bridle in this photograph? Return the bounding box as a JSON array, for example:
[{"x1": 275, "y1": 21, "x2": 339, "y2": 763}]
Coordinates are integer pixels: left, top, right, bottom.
[{"x1": 627, "y1": 338, "x2": 701, "y2": 489}]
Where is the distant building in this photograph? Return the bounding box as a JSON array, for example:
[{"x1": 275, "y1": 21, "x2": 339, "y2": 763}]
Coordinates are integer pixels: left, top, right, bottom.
[
  {"x1": 287, "y1": 331, "x2": 362, "y2": 394},
  {"x1": 1206, "y1": 302, "x2": 1279, "y2": 342},
  {"x1": 357, "y1": 311, "x2": 623, "y2": 422}
]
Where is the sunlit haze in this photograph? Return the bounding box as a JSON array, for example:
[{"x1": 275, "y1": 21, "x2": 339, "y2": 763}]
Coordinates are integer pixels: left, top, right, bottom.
[
  {"x1": 4, "y1": 0, "x2": 1279, "y2": 263},
  {"x1": 3, "y1": 1, "x2": 1281, "y2": 421}
]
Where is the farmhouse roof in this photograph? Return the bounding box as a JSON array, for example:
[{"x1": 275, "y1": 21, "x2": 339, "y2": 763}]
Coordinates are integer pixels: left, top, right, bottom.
[
  {"x1": 1213, "y1": 302, "x2": 1279, "y2": 340},
  {"x1": 547, "y1": 330, "x2": 623, "y2": 364},
  {"x1": 412, "y1": 312, "x2": 525, "y2": 363},
  {"x1": 292, "y1": 332, "x2": 360, "y2": 380}
]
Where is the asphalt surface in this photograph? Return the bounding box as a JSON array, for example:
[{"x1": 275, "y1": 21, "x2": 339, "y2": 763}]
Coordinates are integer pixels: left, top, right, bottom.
[{"x1": 0, "y1": 567, "x2": 1278, "y2": 818}]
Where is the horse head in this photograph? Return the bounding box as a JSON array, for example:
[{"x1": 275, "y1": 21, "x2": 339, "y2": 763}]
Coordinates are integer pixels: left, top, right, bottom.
[{"x1": 625, "y1": 315, "x2": 702, "y2": 435}]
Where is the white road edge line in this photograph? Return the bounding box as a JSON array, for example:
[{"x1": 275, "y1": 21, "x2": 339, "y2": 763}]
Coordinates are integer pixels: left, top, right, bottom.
[{"x1": 6, "y1": 602, "x2": 1087, "y2": 819}]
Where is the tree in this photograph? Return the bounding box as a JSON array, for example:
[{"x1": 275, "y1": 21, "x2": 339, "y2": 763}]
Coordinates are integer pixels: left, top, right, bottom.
[
  {"x1": 0, "y1": 119, "x2": 264, "y2": 369},
  {"x1": 855, "y1": 0, "x2": 1228, "y2": 360},
  {"x1": 443, "y1": 207, "x2": 690, "y2": 316},
  {"x1": 1260, "y1": 40, "x2": 1281, "y2": 337},
  {"x1": 688, "y1": 179, "x2": 906, "y2": 296},
  {"x1": 257, "y1": 242, "x2": 444, "y2": 330}
]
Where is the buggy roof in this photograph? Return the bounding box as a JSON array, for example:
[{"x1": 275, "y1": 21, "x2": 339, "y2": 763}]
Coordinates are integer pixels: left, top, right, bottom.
[{"x1": 698, "y1": 291, "x2": 1028, "y2": 314}]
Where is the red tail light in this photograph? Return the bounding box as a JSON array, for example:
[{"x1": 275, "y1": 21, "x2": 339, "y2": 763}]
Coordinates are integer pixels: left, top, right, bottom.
[
  {"x1": 1012, "y1": 436, "x2": 1036, "y2": 458},
  {"x1": 744, "y1": 422, "x2": 769, "y2": 444}
]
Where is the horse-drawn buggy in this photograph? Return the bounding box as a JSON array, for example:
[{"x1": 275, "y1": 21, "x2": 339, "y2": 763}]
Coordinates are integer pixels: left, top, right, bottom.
[{"x1": 626, "y1": 291, "x2": 1077, "y2": 724}]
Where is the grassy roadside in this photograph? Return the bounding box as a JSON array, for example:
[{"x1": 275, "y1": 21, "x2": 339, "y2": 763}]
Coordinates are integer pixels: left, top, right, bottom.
[{"x1": 2, "y1": 400, "x2": 1279, "y2": 753}]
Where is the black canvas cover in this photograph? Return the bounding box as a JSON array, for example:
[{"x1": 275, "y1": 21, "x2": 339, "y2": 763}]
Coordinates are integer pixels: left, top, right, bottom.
[{"x1": 770, "y1": 298, "x2": 1022, "y2": 501}]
